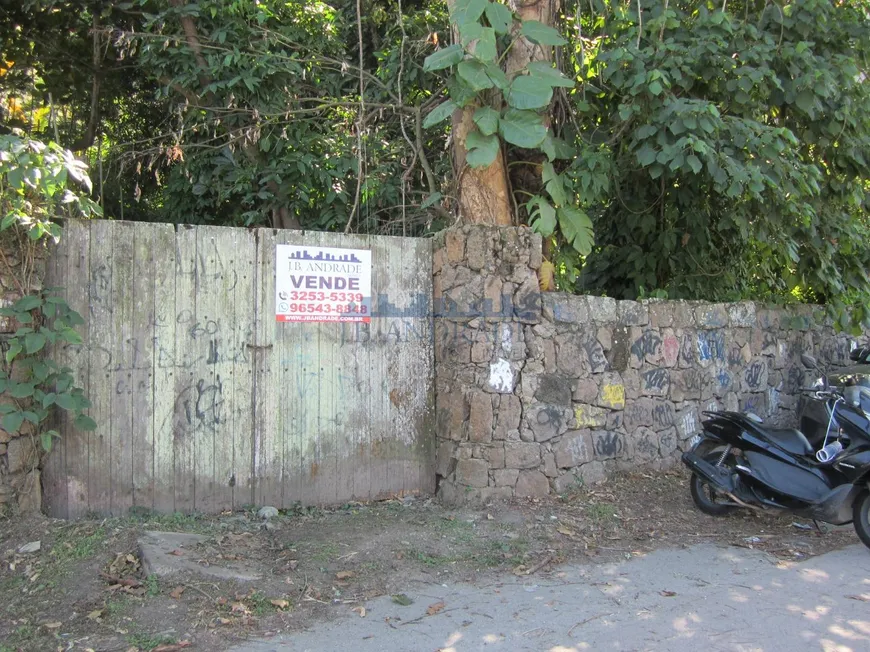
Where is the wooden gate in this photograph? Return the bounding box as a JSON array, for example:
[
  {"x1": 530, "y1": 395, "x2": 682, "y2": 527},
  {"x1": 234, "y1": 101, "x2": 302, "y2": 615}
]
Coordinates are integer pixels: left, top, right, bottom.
[{"x1": 43, "y1": 220, "x2": 434, "y2": 517}]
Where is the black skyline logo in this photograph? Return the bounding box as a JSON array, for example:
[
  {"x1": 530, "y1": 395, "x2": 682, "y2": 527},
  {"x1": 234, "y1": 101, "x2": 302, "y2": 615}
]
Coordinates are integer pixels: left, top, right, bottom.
[{"x1": 289, "y1": 250, "x2": 362, "y2": 263}]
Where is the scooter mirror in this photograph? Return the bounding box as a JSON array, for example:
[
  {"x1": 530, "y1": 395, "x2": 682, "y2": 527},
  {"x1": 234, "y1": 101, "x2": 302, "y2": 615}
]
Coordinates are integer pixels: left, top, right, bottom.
[{"x1": 801, "y1": 354, "x2": 818, "y2": 369}]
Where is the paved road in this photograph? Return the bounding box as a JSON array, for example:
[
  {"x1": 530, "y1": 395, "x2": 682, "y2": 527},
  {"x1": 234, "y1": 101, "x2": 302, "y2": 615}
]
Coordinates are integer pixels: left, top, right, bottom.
[{"x1": 231, "y1": 543, "x2": 870, "y2": 652}]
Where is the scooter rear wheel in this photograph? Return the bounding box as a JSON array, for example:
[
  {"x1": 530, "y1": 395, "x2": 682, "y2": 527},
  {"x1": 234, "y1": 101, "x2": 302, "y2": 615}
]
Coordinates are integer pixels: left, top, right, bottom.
[
  {"x1": 853, "y1": 491, "x2": 870, "y2": 551},
  {"x1": 689, "y1": 449, "x2": 736, "y2": 517}
]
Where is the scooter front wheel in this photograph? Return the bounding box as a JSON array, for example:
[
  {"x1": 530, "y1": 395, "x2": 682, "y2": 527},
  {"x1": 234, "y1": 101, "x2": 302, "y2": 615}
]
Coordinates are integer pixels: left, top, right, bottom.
[
  {"x1": 853, "y1": 491, "x2": 870, "y2": 551},
  {"x1": 689, "y1": 449, "x2": 737, "y2": 517}
]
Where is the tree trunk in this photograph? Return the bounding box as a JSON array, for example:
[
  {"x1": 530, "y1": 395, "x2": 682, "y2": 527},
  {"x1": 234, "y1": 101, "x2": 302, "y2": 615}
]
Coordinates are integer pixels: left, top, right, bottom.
[{"x1": 447, "y1": 0, "x2": 513, "y2": 226}]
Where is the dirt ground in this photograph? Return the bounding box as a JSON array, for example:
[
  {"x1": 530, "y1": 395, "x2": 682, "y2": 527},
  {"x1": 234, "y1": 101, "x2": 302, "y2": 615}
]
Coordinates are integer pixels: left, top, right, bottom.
[{"x1": 0, "y1": 466, "x2": 860, "y2": 652}]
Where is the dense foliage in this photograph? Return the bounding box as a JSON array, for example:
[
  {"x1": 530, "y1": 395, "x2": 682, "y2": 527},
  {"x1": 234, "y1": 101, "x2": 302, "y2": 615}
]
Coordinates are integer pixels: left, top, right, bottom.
[
  {"x1": 2, "y1": 0, "x2": 870, "y2": 327},
  {"x1": 566, "y1": 0, "x2": 870, "y2": 329}
]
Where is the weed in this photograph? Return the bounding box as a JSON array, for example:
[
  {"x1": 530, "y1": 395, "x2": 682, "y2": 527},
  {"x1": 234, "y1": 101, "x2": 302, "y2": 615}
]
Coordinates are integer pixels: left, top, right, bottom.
[
  {"x1": 104, "y1": 598, "x2": 129, "y2": 618},
  {"x1": 586, "y1": 502, "x2": 617, "y2": 521},
  {"x1": 309, "y1": 543, "x2": 340, "y2": 563},
  {"x1": 436, "y1": 517, "x2": 475, "y2": 544},
  {"x1": 50, "y1": 526, "x2": 106, "y2": 565},
  {"x1": 407, "y1": 548, "x2": 456, "y2": 567},
  {"x1": 247, "y1": 591, "x2": 274, "y2": 616},
  {"x1": 146, "y1": 574, "x2": 160, "y2": 596},
  {"x1": 127, "y1": 632, "x2": 177, "y2": 651}
]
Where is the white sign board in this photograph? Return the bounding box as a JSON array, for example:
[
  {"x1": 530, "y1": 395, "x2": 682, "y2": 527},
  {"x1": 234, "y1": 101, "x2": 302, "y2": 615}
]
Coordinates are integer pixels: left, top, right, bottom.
[{"x1": 275, "y1": 244, "x2": 372, "y2": 323}]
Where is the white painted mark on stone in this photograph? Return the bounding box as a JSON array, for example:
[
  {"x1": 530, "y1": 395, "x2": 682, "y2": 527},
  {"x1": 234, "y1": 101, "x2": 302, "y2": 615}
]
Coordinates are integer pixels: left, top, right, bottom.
[
  {"x1": 489, "y1": 358, "x2": 513, "y2": 393},
  {"x1": 501, "y1": 324, "x2": 513, "y2": 353}
]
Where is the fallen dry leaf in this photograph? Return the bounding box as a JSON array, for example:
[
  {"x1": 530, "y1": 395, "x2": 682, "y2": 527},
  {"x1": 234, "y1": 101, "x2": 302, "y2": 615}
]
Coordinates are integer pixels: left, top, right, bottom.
[
  {"x1": 152, "y1": 642, "x2": 192, "y2": 652},
  {"x1": 352, "y1": 606, "x2": 366, "y2": 618},
  {"x1": 335, "y1": 571, "x2": 355, "y2": 580},
  {"x1": 270, "y1": 599, "x2": 290, "y2": 609},
  {"x1": 426, "y1": 601, "x2": 446, "y2": 616},
  {"x1": 557, "y1": 526, "x2": 577, "y2": 537},
  {"x1": 660, "y1": 590, "x2": 677, "y2": 597},
  {"x1": 43, "y1": 621, "x2": 62, "y2": 629},
  {"x1": 231, "y1": 602, "x2": 249, "y2": 614},
  {"x1": 846, "y1": 594, "x2": 870, "y2": 602},
  {"x1": 217, "y1": 617, "x2": 232, "y2": 625},
  {"x1": 288, "y1": 560, "x2": 299, "y2": 570},
  {"x1": 169, "y1": 549, "x2": 184, "y2": 556},
  {"x1": 87, "y1": 610, "x2": 103, "y2": 621},
  {"x1": 170, "y1": 586, "x2": 186, "y2": 599}
]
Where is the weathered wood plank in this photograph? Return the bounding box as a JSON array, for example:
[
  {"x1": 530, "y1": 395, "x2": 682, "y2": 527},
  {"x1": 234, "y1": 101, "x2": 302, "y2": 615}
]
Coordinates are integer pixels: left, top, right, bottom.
[
  {"x1": 131, "y1": 223, "x2": 158, "y2": 511},
  {"x1": 41, "y1": 226, "x2": 68, "y2": 518},
  {"x1": 151, "y1": 223, "x2": 177, "y2": 513},
  {"x1": 173, "y1": 225, "x2": 198, "y2": 512},
  {"x1": 254, "y1": 228, "x2": 281, "y2": 507},
  {"x1": 87, "y1": 219, "x2": 114, "y2": 514},
  {"x1": 109, "y1": 221, "x2": 135, "y2": 515},
  {"x1": 276, "y1": 230, "x2": 298, "y2": 509},
  {"x1": 66, "y1": 221, "x2": 94, "y2": 516},
  {"x1": 232, "y1": 228, "x2": 257, "y2": 509}
]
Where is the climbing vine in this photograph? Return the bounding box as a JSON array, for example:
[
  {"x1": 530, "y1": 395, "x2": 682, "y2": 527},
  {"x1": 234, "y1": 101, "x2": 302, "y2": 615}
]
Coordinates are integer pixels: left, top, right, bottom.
[{"x1": 0, "y1": 131, "x2": 98, "y2": 451}]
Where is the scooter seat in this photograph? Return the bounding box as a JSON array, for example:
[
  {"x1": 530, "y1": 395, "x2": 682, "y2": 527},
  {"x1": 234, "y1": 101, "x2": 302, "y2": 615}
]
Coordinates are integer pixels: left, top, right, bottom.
[{"x1": 760, "y1": 427, "x2": 814, "y2": 456}]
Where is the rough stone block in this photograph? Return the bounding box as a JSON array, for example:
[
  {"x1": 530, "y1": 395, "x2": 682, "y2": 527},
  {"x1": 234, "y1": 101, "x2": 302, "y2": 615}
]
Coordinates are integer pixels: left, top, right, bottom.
[
  {"x1": 658, "y1": 427, "x2": 678, "y2": 458},
  {"x1": 14, "y1": 470, "x2": 41, "y2": 512},
  {"x1": 528, "y1": 232, "x2": 543, "y2": 269},
  {"x1": 455, "y1": 458, "x2": 490, "y2": 488},
  {"x1": 555, "y1": 430, "x2": 593, "y2": 468},
  {"x1": 573, "y1": 378, "x2": 599, "y2": 404},
  {"x1": 573, "y1": 404, "x2": 608, "y2": 428},
  {"x1": 555, "y1": 333, "x2": 590, "y2": 377},
  {"x1": 534, "y1": 375, "x2": 573, "y2": 406},
  {"x1": 528, "y1": 404, "x2": 571, "y2": 441},
  {"x1": 436, "y1": 441, "x2": 457, "y2": 477},
  {"x1": 648, "y1": 300, "x2": 675, "y2": 328},
  {"x1": 553, "y1": 472, "x2": 582, "y2": 494},
  {"x1": 596, "y1": 372, "x2": 625, "y2": 409},
  {"x1": 505, "y1": 442, "x2": 541, "y2": 469},
  {"x1": 640, "y1": 368, "x2": 670, "y2": 397},
  {"x1": 445, "y1": 231, "x2": 466, "y2": 264},
  {"x1": 493, "y1": 468, "x2": 519, "y2": 487},
  {"x1": 543, "y1": 294, "x2": 588, "y2": 324},
  {"x1": 632, "y1": 427, "x2": 660, "y2": 462},
  {"x1": 468, "y1": 391, "x2": 494, "y2": 442},
  {"x1": 465, "y1": 229, "x2": 489, "y2": 271},
  {"x1": 487, "y1": 358, "x2": 517, "y2": 394},
  {"x1": 742, "y1": 357, "x2": 770, "y2": 393},
  {"x1": 729, "y1": 302, "x2": 756, "y2": 327},
  {"x1": 515, "y1": 470, "x2": 550, "y2": 497},
  {"x1": 542, "y1": 452, "x2": 558, "y2": 478},
  {"x1": 591, "y1": 430, "x2": 627, "y2": 460},
  {"x1": 674, "y1": 407, "x2": 701, "y2": 440},
  {"x1": 597, "y1": 327, "x2": 612, "y2": 351},
  {"x1": 696, "y1": 304, "x2": 729, "y2": 328},
  {"x1": 608, "y1": 326, "x2": 631, "y2": 372},
  {"x1": 578, "y1": 461, "x2": 607, "y2": 485},
  {"x1": 661, "y1": 329, "x2": 680, "y2": 368},
  {"x1": 617, "y1": 301, "x2": 649, "y2": 326},
  {"x1": 756, "y1": 308, "x2": 781, "y2": 330},
  {"x1": 512, "y1": 273, "x2": 541, "y2": 323},
  {"x1": 483, "y1": 443, "x2": 506, "y2": 469},
  {"x1": 6, "y1": 437, "x2": 37, "y2": 474},
  {"x1": 587, "y1": 296, "x2": 617, "y2": 322},
  {"x1": 494, "y1": 394, "x2": 522, "y2": 439}
]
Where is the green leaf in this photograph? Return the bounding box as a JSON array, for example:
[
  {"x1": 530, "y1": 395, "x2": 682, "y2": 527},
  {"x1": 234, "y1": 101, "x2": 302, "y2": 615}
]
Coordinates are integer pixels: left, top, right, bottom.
[
  {"x1": 10, "y1": 383, "x2": 35, "y2": 399},
  {"x1": 74, "y1": 414, "x2": 98, "y2": 431},
  {"x1": 56, "y1": 393, "x2": 78, "y2": 410},
  {"x1": 528, "y1": 196, "x2": 557, "y2": 235},
  {"x1": 542, "y1": 162, "x2": 567, "y2": 206},
  {"x1": 457, "y1": 60, "x2": 495, "y2": 91},
  {"x1": 686, "y1": 154, "x2": 703, "y2": 174},
  {"x1": 507, "y1": 76, "x2": 554, "y2": 110},
  {"x1": 21, "y1": 411, "x2": 39, "y2": 424},
  {"x1": 499, "y1": 109, "x2": 548, "y2": 148},
  {"x1": 25, "y1": 331, "x2": 47, "y2": 354},
  {"x1": 541, "y1": 134, "x2": 576, "y2": 160},
  {"x1": 43, "y1": 392, "x2": 57, "y2": 408},
  {"x1": 0, "y1": 379, "x2": 6, "y2": 393},
  {"x1": 470, "y1": 27, "x2": 497, "y2": 62},
  {"x1": 484, "y1": 63, "x2": 509, "y2": 89},
  {"x1": 423, "y1": 100, "x2": 458, "y2": 128},
  {"x1": 473, "y1": 107, "x2": 500, "y2": 136},
  {"x1": 2, "y1": 412, "x2": 24, "y2": 434},
  {"x1": 520, "y1": 20, "x2": 567, "y2": 46},
  {"x1": 465, "y1": 131, "x2": 501, "y2": 168},
  {"x1": 449, "y1": 0, "x2": 487, "y2": 26},
  {"x1": 558, "y1": 207, "x2": 595, "y2": 255},
  {"x1": 795, "y1": 89, "x2": 815, "y2": 114},
  {"x1": 423, "y1": 44, "x2": 464, "y2": 72},
  {"x1": 526, "y1": 62, "x2": 574, "y2": 88},
  {"x1": 40, "y1": 432, "x2": 54, "y2": 453},
  {"x1": 648, "y1": 80, "x2": 663, "y2": 96},
  {"x1": 484, "y1": 1, "x2": 512, "y2": 34},
  {"x1": 636, "y1": 144, "x2": 658, "y2": 167},
  {"x1": 14, "y1": 295, "x2": 42, "y2": 312},
  {"x1": 421, "y1": 192, "x2": 443, "y2": 209}
]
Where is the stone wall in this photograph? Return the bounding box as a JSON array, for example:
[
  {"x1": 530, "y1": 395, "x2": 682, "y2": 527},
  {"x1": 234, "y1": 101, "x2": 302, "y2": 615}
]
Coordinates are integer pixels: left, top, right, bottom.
[
  {"x1": 433, "y1": 225, "x2": 852, "y2": 503},
  {"x1": 0, "y1": 231, "x2": 46, "y2": 513}
]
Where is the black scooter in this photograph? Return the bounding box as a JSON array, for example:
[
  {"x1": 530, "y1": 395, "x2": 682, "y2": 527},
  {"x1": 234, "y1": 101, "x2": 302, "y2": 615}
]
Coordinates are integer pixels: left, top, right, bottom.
[
  {"x1": 682, "y1": 355, "x2": 870, "y2": 551},
  {"x1": 799, "y1": 344, "x2": 870, "y2": 446}
]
